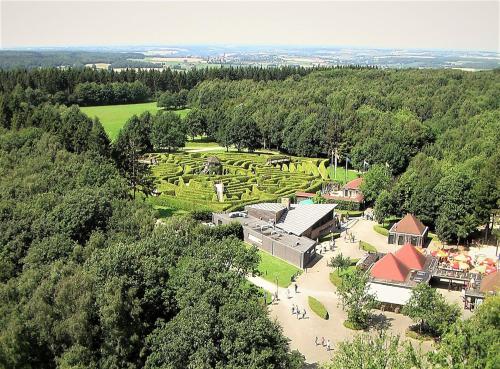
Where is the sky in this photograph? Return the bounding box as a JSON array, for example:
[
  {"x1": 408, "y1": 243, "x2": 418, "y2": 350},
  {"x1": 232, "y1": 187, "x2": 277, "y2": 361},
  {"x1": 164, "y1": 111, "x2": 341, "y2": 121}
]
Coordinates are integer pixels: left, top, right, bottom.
[{"x1": 1, "y1": 0, "x2": 499, "y2": 51}]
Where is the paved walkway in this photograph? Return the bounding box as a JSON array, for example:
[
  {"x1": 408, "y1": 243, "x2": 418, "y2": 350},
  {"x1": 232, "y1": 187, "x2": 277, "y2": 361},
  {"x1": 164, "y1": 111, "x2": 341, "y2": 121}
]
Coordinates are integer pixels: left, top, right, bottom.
[{"x1": 248, "y1": 218, "x2": 463, "y2": 365}]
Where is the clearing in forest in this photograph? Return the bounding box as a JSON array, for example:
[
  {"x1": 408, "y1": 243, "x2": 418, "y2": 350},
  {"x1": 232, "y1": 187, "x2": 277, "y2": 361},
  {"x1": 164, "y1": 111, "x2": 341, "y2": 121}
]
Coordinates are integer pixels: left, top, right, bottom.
[{"x1": 81, "y1": 102, "x2": 189, "y2": 140}]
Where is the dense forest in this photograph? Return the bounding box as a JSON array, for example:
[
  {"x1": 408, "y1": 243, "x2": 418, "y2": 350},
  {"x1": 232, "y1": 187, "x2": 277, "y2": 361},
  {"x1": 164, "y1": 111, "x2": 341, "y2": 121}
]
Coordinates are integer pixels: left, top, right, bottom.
[
  {"x1": 0, "y1": 126, "x2": 303, "y2": 368},
  {"x1": 186, "y1": 68, "x2": 500, "y2": 243},
  {"x1": 0, "y1": 65, "x2": 323, "y2": 106},
  {"x1": 0, "y1": 50, "x2": 149, "y2": 69},
  {"x1": 0, "y1": 65, "x2": 499, "y2": 368}
]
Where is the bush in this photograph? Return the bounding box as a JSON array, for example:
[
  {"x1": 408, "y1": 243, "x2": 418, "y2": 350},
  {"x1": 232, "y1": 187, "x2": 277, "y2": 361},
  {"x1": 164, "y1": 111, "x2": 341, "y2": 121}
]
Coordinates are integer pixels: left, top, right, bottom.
[
  {"x1": 190, "y1": 209, "x2": 213, "y2": 222},
  {"x1": 308, "y1": 296, "x2": 329, "y2": 320},
  {"x1": 336, "y1": 209, "x2": 363, "y2": 217},
  {"x1": 343, "y1": 320, "x2": 364, "y2": 330},
  {"x1": 359, "y1": 241, "x2": 377, "y2": 253},
  {"x1": 207, "y1": 222, "x2": 243, "y2": 240},
  {"x1": 329, "y1": 199, "x2": 362, "y2": 211},
  {"x1": 373, "y1": 224, "x2": 389, "y2": 236},
  {"x1": 329, "y1": 266, "x2": 357, "y2": 288},
  {"x1": 405, "y1": 328, "x2": 434, "y2": 341}
]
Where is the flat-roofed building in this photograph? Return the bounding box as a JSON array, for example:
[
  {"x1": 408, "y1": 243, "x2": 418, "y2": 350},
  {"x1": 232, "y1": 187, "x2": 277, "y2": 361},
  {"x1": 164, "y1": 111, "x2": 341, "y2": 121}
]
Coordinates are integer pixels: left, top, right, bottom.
[{"x1": 212, "y1": 202, "x2": 337, "y2": 268}]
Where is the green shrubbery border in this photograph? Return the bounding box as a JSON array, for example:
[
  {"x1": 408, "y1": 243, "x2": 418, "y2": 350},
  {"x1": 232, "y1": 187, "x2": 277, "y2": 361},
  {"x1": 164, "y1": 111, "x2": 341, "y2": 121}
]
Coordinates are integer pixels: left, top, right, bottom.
[
  {"x1": 308, "y1": 296, "x2": 329, "y2": 320},
  {"x1": 373, "y1": 225, "x2": 389, "y2": 236}
]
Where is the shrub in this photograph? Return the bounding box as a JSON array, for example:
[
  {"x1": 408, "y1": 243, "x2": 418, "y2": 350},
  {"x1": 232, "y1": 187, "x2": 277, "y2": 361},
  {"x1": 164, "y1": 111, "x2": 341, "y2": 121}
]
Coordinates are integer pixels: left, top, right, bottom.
[
  {"x1": 373, "y1": 225, "x2": 389, "y2": 236},
  {"x1": 359, "y1": 241, "x2": 377, "y2": 253},
  {"x1": 343, "y1": 320, "x2": 364, "y2": 330},
  {"x1": 190, "y1": 209, "x2": 213, "y2": 222},
  {"x1": 308, "y1": 296, "x2": 329, "y2": 320}
]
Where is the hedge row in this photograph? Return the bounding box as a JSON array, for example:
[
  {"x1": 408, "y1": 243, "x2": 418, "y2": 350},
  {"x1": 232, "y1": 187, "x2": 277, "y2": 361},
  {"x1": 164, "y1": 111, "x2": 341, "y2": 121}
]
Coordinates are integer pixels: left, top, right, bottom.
[{"x1": 149, "y1": 152, "x2": 357, "y2": 213}]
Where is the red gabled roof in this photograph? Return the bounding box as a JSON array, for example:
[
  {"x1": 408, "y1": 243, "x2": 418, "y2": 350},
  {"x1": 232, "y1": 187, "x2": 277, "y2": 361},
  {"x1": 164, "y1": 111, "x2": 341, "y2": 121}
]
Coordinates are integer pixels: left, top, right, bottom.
[
  {"x1": 394, "y1": 244, "x2": 426, "y2": 271},
  {"x1": 480, "y1": 271, "x2": 500, "y2": 293},
  {"x1": 295, "y1": 192, "x2": 315, "y2": 198},
  {"x1": 344, "y1": 177, "x2": 363, "y2": 190},
  {"x1": 370, "y1": 253, "x2": 410, "y2": 282},
  {"x1": 392, "y1": 214, "x2": 427, "y2": 235}
]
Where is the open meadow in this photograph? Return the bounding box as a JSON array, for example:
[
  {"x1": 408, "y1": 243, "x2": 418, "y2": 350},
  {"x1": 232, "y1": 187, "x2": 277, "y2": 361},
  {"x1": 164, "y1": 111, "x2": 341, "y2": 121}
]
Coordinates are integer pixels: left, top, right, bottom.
[{"x1": 81, "y1": 102, "x2": 189, "y2": 140}]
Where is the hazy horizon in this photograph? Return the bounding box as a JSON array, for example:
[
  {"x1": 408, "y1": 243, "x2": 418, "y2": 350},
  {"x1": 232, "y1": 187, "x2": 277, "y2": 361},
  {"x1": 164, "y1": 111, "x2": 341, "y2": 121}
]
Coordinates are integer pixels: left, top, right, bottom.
[{"x1": 1, "y1": 1, "x2": 498, "y2": 52}]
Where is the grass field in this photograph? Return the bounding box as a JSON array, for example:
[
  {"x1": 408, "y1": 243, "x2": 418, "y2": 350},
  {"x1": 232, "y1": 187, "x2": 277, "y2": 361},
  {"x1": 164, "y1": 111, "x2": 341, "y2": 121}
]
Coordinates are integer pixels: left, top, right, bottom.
[
  {"x1": 254, "y1": 248, "x2": 301, "y2": 288},
  {"x1": 81, "y1": 102, "x2": 190, "y2": 140},
  {"x1": 326, "y1": 165, "x2": 359, "y2": 184}
]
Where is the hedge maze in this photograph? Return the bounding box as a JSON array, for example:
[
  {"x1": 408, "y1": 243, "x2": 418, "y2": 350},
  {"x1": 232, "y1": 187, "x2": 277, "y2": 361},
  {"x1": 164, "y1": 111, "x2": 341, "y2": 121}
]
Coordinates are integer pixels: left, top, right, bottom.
[{"x1": 148, "y1": 152, "x2": 335, "y2": 212}]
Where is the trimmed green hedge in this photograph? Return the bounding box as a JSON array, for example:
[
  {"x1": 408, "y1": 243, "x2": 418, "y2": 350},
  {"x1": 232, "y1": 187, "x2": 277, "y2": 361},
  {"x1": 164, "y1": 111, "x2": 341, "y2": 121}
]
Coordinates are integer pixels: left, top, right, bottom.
[
  {"x1": 373, "y1": 224, "x2": 389, "y2": 236},
  {"x1": 360, "y1": 240, "x2": 377, "y2": 253},
  {"x1": 327, "y1": 198, "x2": 362, "y2": 211},
  {"x1": 308, "y1": 296, "x2": 329, "y2": 320}
]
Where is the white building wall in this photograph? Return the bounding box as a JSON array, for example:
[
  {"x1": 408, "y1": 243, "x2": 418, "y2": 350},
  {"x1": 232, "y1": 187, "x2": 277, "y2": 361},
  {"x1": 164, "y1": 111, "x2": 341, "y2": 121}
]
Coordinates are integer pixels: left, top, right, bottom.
[{"x1": 368, "y1": 282, "x2": 413, "y2": 305}]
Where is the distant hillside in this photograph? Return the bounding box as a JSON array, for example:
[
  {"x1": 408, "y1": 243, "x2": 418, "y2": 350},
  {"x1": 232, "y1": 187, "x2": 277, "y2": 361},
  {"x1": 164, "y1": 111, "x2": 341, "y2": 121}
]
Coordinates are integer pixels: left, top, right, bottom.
[{"x1": 0, "y1": 50, "x2": 152, "y2": 69}]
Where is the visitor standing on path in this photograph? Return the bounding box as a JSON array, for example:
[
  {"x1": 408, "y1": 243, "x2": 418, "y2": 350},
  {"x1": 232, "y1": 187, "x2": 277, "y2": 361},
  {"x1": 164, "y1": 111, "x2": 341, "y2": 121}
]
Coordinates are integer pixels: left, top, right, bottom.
[
  {"x1": 315, "y1": 336, "x2": 318, "y2": 346},
  {"x1": 327, "y1": 339, "x2": 331, "y2": 351},
  {"x1": 294, "y1": 283, "x2": 298, "y2": 293},
  {"x1": 321, "y1": 337, "x2": 325, "y2": 347}
]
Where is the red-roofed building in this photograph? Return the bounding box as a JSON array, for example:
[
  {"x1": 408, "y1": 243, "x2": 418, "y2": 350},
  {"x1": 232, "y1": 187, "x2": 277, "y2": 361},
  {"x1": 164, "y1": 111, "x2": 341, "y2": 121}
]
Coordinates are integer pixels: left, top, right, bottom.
[
  {"x1": 388, "y1": 214, "x2": 428, "y2": 247},
  {"x1": 365, "y1": 243, "x2": 434, "y2": 307},
  {"x1": 344, "y1": 177, "x2": 363, "y2": 191},
  {"x1": 394, "y1": 243, "x2": 427, "y2": 271},
  {"x1": 370, "y1": 253, "x2": 411, "y2": 282}
]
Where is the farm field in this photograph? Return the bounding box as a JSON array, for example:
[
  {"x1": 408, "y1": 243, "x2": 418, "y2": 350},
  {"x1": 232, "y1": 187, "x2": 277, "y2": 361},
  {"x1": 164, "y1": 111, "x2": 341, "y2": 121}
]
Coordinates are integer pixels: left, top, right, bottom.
[
  {"x1": 146, "y1": 151, "x2": 360, "y2": 214},
  {"x1": 81, "y1": 102, "x2": 189, "y2": 140}
]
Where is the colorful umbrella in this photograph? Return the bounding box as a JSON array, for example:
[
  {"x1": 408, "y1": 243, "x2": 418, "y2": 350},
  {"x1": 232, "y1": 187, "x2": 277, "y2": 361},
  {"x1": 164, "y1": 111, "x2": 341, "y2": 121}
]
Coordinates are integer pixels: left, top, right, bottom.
[
  {"x1": 453, "y1": 254, "x2": 469, "y2": 262},
  {"x1": 471, "y1": 265, "x2": 487, "y2": 274},
  {"x1": 435, "y1": 250, "x2": 448, "y2": 258},
  {"x1": 458, "y1": 262, "x2": 470, "y2": 270},
  {"x1": 484, "y1": 258, "x2": 496, "y2": 266},
  {"x1": 485, "y1": 266, "x2": 497, "y2": 274}
]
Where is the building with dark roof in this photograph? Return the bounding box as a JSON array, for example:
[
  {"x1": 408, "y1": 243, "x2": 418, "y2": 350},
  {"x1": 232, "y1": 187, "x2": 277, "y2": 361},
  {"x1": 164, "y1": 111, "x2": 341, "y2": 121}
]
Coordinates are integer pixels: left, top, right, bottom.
[
  {"x1": 212, "y1": 201, "x2": 337, "y2": 268},
  {"x1": 388, "y1": 213, "x2": 429, "y2": 247}
]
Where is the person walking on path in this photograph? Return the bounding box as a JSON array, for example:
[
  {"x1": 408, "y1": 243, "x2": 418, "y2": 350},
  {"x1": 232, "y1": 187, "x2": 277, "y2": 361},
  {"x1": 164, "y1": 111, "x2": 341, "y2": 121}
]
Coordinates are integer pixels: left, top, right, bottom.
[
  {"x1": 294, "y1": 283, "x2": 298, "y2": 293},
  {"x1": 315, "y1": 336, "x2": 318, "y2": 346},
  {"x1": 321, "y1": 337, "x2": 325, "y2": 347},
  {"x1": 327, "y1": 339, "x2": 331, "y2": 351},
  {"x1": 302, "y1": 309, "x2": 306, "y2": 320},
  {"x1": 291, "y1": 305, "x2": 295, "y2": 315}
]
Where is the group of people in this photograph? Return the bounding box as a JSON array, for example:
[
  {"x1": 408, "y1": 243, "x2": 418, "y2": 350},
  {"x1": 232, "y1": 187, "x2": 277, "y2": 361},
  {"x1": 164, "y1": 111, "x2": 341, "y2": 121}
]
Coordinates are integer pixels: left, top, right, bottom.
[
  {"x1": 291, "y1": 304, "x2": 307, "y2": 319},
  {"x1": 315, "y1": 336, "x2": 332, "y2": 351},
  {"x1": 344, "y1": 230, "x2": 355, "y2": 243}
]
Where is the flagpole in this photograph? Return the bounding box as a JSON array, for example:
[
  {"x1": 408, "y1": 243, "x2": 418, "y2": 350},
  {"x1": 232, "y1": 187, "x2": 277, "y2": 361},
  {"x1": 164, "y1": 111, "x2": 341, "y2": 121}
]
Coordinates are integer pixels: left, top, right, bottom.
[
  {"x1": 334, "y1": 148, "x2": 338, "y2": 180},
  {"x1": 345, "y1": 156, "x2": 348, "y2": 183}
]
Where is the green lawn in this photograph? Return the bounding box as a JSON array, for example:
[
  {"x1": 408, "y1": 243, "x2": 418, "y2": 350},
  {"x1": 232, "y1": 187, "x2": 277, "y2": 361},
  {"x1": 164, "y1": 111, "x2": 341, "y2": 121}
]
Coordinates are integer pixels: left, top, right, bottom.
[
  {"x1": 329, "y1": 266, "x2": 357, "y2": 288},
  {"x1": 326, "y1": 165, "x2": 359, "y2": 184},
  {"x1": 308, "y1": 296, "x2": 329, "y2": 319},
  {"x1": 153, "y1": 205, "x2": 188, "y2": 219},
  {"x1": 373, "y1": 224, "x2": 389, "y2": 236},
  {"x1": 359, "y1": 240, "x2": 377, "y2": 253},
  {"x1": 81, "y1": 102, "x2": 189, "y2": 141},
  {"x1": 254, "y1": 248, "x2": 301, "y2": 288}
]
